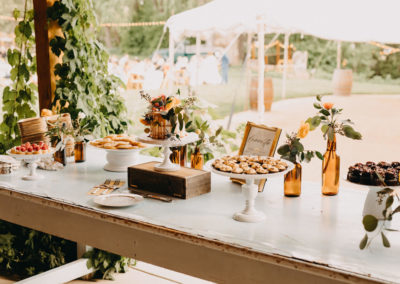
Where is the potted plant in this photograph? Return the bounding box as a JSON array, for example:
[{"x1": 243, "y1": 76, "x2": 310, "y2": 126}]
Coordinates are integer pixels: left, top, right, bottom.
[
  {"x1": 277, "y1": 122, "x2": 322, "y2": 197},
  {"x1": 306, "y1": 95, "x2": 362, "y2": 195}
]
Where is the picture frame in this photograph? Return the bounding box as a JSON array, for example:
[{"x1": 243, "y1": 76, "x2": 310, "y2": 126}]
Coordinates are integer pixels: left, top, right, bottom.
[{"x1": 231, "y1": 121, "x2": 282, "y2": 191}]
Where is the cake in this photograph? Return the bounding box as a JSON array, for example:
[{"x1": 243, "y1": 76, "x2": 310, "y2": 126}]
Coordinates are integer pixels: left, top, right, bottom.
[{"x1": 347, "y1": 161, "x2": 400, "y2": 186}]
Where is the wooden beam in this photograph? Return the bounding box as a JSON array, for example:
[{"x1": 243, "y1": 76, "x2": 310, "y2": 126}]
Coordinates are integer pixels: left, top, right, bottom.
[{"x1": 32, "y1": 0, "x2": 52, "y2": 111}]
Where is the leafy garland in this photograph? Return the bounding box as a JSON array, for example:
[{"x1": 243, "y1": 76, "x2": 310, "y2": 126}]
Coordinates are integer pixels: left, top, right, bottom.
[
  {"x1": 0, "y1": 1, "x2": 37, "y2": 154},
  {"x1": 47, "y1": 0, "x2": 129, "y2": 137}
]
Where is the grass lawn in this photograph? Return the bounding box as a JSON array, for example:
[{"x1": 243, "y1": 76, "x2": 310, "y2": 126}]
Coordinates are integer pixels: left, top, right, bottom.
[{"x1": 123, "y1": 67, "x2": 400, "y2": 128}]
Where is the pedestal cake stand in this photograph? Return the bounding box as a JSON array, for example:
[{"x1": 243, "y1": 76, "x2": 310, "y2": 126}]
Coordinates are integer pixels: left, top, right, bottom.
[
  {"x1": 7, "y1": 149, "x2": 55, "y2": 181},
  {"x1": 207, "y1": 160, "x2": 294, "y2": 223},
  {"x1": 139, "y1": 133, "x2": 198, "y2": 172}
]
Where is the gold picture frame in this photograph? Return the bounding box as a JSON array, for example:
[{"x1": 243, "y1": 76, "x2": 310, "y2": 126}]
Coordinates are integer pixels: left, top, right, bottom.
[{"x1": 232, "y1": 121, "x2": 282, "y2": 191}]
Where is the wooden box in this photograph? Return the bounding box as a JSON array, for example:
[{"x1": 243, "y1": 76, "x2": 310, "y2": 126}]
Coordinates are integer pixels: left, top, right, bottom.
[{"x1": 128, "y1": 162, "x2": 211, "y2": 199}]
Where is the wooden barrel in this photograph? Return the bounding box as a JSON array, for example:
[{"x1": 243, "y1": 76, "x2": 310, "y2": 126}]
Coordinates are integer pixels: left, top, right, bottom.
[
  {"x1": 249, "y1": 78, "x2": 274, "y2": 111},
  {"x1": 332, "y1": 69, "x2": 353, "y2": 96}
]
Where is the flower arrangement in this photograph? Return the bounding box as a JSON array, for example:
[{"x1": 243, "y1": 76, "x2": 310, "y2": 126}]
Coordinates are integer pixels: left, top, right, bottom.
[
  {"x1": 360, "y1": 186, "x2": 400, "y2": 249},
  {"x1": 72, "y1": 112, "x2": 90, "y2": 142},
  {"x1": 140, "y1": 90, "x2": 197, "y2": 139},
  {"x1": 277, "y1": 121, "x2": 323, "y2": 164},
  {"x1": 306, "y1": 95, "x2": 362, "y2": 141}
]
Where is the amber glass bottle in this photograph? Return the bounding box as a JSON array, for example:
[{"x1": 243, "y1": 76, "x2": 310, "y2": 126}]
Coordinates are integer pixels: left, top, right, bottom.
[
  {"x1": 54, "y1": 148, "x2": 67, "y2": 166},
  {"x1": 322, "y1": 135, "x2": 340, "y2": 195},
  {"x1": 190, "y1": 149, "x2": 204, "y2": 170},
  {"x1": 74, "y1": 141, "x2": 86, "y2": 163},
  {"x1": 284, "y1": 163, "x2": 302, "y2": 197}
]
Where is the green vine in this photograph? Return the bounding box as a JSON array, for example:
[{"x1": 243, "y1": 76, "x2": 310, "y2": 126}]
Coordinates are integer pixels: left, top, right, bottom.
[
  {"x1": 47, "y1": 0, "x2": 129, "y2": 137},
  {"x1": 83, "y1": 248, "x2": 134, "y2": 280},
  {"x1": 0, "y1": 1, "x2": 37, "y2": 153}
]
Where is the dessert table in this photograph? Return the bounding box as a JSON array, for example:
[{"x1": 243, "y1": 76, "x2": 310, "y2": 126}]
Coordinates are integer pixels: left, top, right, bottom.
[{"x1": 0, "y1": 148, "x2": 398, "y2": 284}]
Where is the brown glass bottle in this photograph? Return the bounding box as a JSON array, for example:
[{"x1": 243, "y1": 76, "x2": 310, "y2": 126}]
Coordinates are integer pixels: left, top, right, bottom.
[
  {"x1": 54, "y1": 148, "x2": 67, "y2": 166},
  {"x1": 284, "y1": 162, "x2": 302, "y2": 197},
  {"x1": 74, "y1": 141, "x2": 86, "y2": 163},
  {"x1": 190, "y1": 149, "x2": 204, "y2": 170},
  {"x1": 322, "y1": 135, "x2": 340, "y2": 195}
]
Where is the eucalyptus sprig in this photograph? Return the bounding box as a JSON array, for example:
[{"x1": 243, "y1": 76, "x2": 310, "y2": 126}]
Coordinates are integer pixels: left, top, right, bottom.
[
  {"x1": 278, "y1": 132, "x2": 323, "y2": 164},
  {"x1": 360, "y1": 187, "x2": 400, "y2": 249},
  {"x1": 306, "y1": 95, "x2": 362, "y2": 142}
]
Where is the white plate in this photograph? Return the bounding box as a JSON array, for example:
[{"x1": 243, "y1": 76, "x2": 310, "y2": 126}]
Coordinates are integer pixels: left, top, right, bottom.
[{"x1": 93, "y1": 193, "x2": 143, "y2": 207}]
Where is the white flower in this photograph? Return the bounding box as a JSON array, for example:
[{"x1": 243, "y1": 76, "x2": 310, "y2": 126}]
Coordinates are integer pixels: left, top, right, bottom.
[{"x1": 78, "y1": 112, "x2": 86, "y2": 119}]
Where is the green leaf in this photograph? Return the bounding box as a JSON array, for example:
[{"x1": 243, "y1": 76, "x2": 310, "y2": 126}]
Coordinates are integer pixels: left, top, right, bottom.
[
  {"x1": 342, "y1": 125, "x2": 362, "y2": 140},
  {"x1": 359, "y1": 234, "x2": 368, "y2": 250},
  {"x1": 316, "y1": 95, "x2": 322, "y2": 101},
  {"x1": 381, "y1": 232, "x2": 390, "y2": 248},
  {"x1": 320, "y1": 109, "x2": 330, "y2": 116},
  {"x1": 321, "y1": 124, "x2": 329, "y2": 134},
  {"x1": 362, "y1": 215, "x2": 378, "y2": 232},
  {"x1": 386, "y1": 195, "x2": 394, "y2": 209},
  {"x1": 277, "y1": 144, "x2": 290, "y2": 156},
  {"x1": 12, "y1": 9, "x2": 20, "y2": 20},
  {"x1": 316, "y1": 151, "x2": 323, "y2": 160},
  {"x1": 313, "y1": 103, "x2": 322, "y2": 109}
]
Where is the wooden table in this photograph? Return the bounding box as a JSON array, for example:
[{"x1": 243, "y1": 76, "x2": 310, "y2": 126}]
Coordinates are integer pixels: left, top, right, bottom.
[{"x1": 0, "y1": 148, "x2": 398, "y2": 284}]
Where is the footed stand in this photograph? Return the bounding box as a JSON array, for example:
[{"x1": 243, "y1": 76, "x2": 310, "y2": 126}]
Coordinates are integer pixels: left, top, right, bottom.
[
  {"x1": 138, "y1": 133, "x2": 199, "y2": 172},
  {"x1": 155, "y1": 147, "x2": 180, "y2": 172},
  {"x1": 104, "y1": 150, "x2": 139, "y2": 172},
  {"x1": 23, "y1": 159, "x2": 43, "y2": 181},
  {"x1": 234, "y1": 179, "x2": 266, "y2": 222}
]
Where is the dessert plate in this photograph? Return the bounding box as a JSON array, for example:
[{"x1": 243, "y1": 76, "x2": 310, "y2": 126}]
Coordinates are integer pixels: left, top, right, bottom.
[{"x1": 93, "y1": 193, "x2": 143, "y2": 207}]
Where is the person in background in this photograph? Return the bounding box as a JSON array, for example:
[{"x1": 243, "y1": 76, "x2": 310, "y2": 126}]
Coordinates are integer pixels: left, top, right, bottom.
[{"x1": 221, "y1": 53, "x2": 229, "y2": 84}]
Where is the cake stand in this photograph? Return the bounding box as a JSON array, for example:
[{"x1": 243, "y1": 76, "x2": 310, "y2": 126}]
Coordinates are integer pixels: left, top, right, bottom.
[
  {"x1": 89, "y1": 141, "x2": 151, "y2": 172},
  {"x1": 207, "y1": 160, "x2": 294, "y2": 223},
  {"x1": 138, "y1": 133, "x2": 198, "y2": 172},
  {"x1": 6, "y1": 149, "x2": 55, "y2": 181}
]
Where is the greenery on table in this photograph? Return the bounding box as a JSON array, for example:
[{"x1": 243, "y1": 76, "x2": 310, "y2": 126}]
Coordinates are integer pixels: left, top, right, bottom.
[
  {"x1": 47, "y1": 0, "x2": 130, "y2": 138},
  {"x1": 0, "y1": 1, "x2": 37, "y2": 154},
  {"x1": 84, "y1": 248, "x2": 134, "y2": 280},
  {"x1": 360, "y1": 187, "x2": 400, "y2": 249},
  {"x1": 306, "y1": 95, "x2": 362, "y2": 142}
]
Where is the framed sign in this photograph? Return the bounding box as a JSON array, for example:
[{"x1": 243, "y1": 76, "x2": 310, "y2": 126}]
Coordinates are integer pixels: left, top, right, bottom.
[{"x1": 232, "y1": 122, "x2": 282, "y2": 191}]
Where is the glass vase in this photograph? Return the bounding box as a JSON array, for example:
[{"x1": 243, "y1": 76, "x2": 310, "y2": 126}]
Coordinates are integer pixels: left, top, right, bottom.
[
  {"x1": 74, "y1": 141, "x2": 86, "y2": 163},
  {"x1": 190, "y1": 151, "x2": 204, "y2": 170},
  {"x1": 54, "y1": 148, "x2": 67, "y2": 166},
  {"x1": 322, "y1": 135, "x2": 340, "y2": 195},
  {"x1": 284, "y1": 162, "x2": 302, "y2": 197}
]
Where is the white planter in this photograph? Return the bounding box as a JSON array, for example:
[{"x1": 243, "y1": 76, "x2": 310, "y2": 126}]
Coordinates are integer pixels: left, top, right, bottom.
[{"x1": 362, "y1": 186, "x2": 391, "y2": 220}]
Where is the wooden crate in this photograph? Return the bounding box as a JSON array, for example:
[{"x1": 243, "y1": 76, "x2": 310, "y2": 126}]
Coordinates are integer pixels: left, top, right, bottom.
[{"x1": 128, "y1": 162, "x2": 211, "y2": 199}]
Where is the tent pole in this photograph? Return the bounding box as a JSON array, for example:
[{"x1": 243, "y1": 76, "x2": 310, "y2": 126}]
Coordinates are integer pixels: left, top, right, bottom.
[
  {"x1": 336, "y1": 41, "x2": 342, "y2": 69},
  {"x1": 195, "y1": 33, "x2": 201, "y2": 86},
  {"x1": 257, "y1": 18, "x2": 265, "y2": 119},
  {"x1": 282, "y1": 33, "x2": 290, "y2": 100},
  {"x1": 167, "y1": 28, "x2": 175, "y2": 90}
]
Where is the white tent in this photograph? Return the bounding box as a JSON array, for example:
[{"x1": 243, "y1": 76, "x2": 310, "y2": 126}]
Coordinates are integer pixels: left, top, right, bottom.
[{"x1": 165, "y1": 0, "x2": 400, "y2": 117}]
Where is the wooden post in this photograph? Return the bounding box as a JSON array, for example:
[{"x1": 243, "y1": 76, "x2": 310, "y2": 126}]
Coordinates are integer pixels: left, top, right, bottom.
[{"x1": 32, "y1": 0, "x2": 52, "y2": 111}]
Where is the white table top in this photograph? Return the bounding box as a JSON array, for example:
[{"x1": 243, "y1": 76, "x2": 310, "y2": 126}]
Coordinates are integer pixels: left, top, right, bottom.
[{"x1": 0, "y1": 148, "x2": 398, "y2": 283}]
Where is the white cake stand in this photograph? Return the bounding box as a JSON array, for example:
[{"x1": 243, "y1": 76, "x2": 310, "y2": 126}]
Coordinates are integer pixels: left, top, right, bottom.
[
  {"x1": 89, "y1": 141, "x2": 151, "y2": 172},
  {"x1": 207, "y1": 160, "x2": 294, "y2": 223},
  {"x1": 138, "y1": 133, "x2": 198, "y2": 172},
  {"x1": 7, "y1": 149, "x2": 55, "y2": 181}
]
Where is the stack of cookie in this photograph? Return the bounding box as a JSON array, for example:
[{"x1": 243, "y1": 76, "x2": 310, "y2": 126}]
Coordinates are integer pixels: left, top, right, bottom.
[
  {"x1": 212, "y1": 155, "x2": 288, "y2": 175},
  {"x1": 90, "y1": 134, "x2": 146, "y2": 150}
]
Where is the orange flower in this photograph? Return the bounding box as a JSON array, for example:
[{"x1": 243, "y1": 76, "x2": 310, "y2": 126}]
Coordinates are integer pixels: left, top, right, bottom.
[
  {"x1": 323, "y1": 102, "x2": 334, "y2": 110},
  {"x1": 297, "y1": 122, "x2": 310, "y2": 139},
  {"x1": 165, "y1": 97, "x2": 181, "y2": 111}
]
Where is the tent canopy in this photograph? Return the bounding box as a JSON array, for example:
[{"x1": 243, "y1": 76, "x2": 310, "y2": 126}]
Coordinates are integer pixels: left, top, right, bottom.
[{"x1": 166, "y1": 0, "x2": 400, "y2": 44}]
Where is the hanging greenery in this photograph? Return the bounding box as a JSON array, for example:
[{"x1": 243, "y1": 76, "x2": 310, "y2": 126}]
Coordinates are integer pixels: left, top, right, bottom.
[
  {"x1": 47, "y1": 0, "x2": 130, "y2": 137},
  {"x1": 0, "y1": 1, "x2": 37, "y2": 154}
]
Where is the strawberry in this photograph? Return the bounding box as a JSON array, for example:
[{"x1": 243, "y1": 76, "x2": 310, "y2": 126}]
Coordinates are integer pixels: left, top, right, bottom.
[
  {"x1": 27, "y1": 147, "x2": 33, "y2": 152},
  {"x1": 16, "y1": 146, "x2": 21, "y2": 151},
  {"x1": 33, "y1": 145, "x2": 39, "y2": 151},
  {"x1": 25, "y1": 142, "x2": 31, "y2": 148},
  {"x1": 20, "y1": 147, "x2": 26, "y2": 152},
  {"x1": 39, "y1": 141, "x2": 44, "y2": 146},
  {"x1": 41, "y1": 144, "x2": 48, "y2": 150}
]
